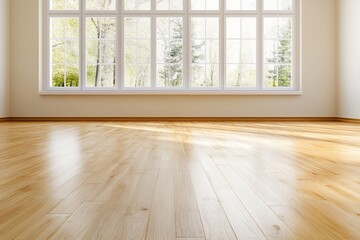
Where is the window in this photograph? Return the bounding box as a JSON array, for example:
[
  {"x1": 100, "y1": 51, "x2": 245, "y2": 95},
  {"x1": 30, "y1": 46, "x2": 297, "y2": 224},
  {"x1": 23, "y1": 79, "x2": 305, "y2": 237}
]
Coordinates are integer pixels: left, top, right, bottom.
[{"x1": 43, "y1": 0, "x2": 299, "y2": 94}]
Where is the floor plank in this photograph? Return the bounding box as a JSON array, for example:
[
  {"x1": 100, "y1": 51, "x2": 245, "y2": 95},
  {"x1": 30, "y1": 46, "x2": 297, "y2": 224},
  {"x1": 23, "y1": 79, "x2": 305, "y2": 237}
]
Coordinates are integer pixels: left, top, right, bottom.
[{"x1": 0, "y1": 121, "x2": 359, "y2": 239}]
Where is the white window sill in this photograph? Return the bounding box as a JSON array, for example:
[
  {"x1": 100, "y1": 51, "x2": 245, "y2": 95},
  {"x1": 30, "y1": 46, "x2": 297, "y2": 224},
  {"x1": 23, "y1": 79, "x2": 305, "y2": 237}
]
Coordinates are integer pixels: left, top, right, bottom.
[{"x1": 39, "y1": 90, "x2": 303, "y2": 96}]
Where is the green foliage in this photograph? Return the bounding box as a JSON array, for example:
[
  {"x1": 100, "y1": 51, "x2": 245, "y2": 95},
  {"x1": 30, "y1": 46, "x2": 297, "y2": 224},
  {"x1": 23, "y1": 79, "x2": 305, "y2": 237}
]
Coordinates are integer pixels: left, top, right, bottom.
[
  {"x1": 266, "y1": 19, "x2": 292, "y2": 87},
  {"x1": 52, "y1": 67, "x2": 79, "y2": 87}
]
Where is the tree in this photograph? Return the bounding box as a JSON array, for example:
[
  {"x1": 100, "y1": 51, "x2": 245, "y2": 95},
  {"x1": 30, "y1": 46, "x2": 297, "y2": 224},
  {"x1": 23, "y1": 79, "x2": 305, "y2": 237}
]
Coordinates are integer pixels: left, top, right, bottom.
[
  {"x1": 266, "y1": 19, "x2": 292, "y2": 87},
  {"x1": 90, "y1": 6, "x2": 116, "y2": 87},
  {"x1": 158, "y1": 18, "x2": 184, "y2": 87},
  {"x1": 51, "y1": 18, "x2": 79, "y2": 87},
  {"x1": 190, "y1": 21, "x2": 206, "y2": 87}
]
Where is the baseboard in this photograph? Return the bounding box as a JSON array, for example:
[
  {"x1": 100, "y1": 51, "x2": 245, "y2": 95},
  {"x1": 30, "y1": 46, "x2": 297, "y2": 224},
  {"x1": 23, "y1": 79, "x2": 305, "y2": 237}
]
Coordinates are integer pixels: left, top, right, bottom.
[
  {"x1": 337, "y1": 117, "x2": 360, "y2": 123},
  {"x1": 8, "y1": 117, "x2": 337, "y2": 122},
  {"x1": 0, "y1": 117, "x2": 10, "y2": 122}
]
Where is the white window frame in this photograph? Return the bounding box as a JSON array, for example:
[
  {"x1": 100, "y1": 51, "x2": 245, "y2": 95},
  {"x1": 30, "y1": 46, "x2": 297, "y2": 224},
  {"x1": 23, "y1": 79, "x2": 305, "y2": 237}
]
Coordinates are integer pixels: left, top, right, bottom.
[{"x1": 40, "y1": 0, "x2": 301, "y2": 95}]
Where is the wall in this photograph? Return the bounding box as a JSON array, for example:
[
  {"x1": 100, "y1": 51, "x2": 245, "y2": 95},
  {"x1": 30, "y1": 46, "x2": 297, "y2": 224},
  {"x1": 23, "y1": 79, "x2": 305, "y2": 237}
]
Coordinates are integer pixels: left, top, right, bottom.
[
  {"x1": 337, "y1": 0, "x2": 360, "y2": 119},
  {"x1": 0, "y1": 0, "x2": 10, "y2": 118},
  {"x1": 10, "y1": 0, "x2": 337, "y2": 118}
]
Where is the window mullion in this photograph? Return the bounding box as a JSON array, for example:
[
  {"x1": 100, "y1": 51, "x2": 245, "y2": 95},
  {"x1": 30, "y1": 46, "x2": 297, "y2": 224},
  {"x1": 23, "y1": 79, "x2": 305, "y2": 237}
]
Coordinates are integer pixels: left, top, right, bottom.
[
  {"x1": 118, "y1": 0, "x2": 123, "y2": 90},
  {"x1": 184, "y1": 0, "x2": 189, "y2": 90},
  {"x1": 259, "y1": 0, "x2": 263, "y2": 90},
  {"x1": 80, "y1": 0, "x2": 84, "y2": 90},
  {"x1": 151, "y1": 0, "x2": 156, "y2": 89},
  {"x1": 220, "y1": 0, "x2": 225, "y2": 90}
]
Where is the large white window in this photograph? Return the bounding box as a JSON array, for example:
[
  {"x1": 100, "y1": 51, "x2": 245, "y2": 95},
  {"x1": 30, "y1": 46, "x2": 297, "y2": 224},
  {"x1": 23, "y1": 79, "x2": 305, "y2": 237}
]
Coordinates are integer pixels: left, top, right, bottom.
[{"x1": 43, "y1": 0, "x2": 299, "y2": 94}]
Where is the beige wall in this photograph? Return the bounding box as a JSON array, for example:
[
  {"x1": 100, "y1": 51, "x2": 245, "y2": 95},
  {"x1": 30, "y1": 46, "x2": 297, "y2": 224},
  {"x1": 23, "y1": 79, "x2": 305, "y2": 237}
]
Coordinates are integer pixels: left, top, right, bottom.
[
  {"x1": 10, "y1": 0, "x2": 337, "y2": 117},
  {"x1": 337, "y1": 0, "x2": 360, "y2": 119},
  {"x1": 0, "y1": 0, "x2": 10, "y2": 118}
]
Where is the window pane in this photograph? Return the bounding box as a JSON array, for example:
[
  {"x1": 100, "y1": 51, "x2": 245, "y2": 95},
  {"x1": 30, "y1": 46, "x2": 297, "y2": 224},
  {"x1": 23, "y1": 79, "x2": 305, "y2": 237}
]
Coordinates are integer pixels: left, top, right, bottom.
[
  {"x1": 156, "y1": 17, "x2": 184, "y2": 88},
  {"x1": 86, "y1": 0, "x2": 116, "y2": 10},
  {"x1": 191, "y1": 17, "x2": 219, "y2": 88},
  {"x1": 263, "y1": 17, "x2": 292, "y2": 88},
  {"x1": 124, "y1": 17, "x2": 151, "y2": 88},
  {"x1": 50, "y1": 0, "x2": 79, "y2": 10},
  {"x1": 225, "y1": 17, "x2": 256, "y2": 88},
  {"x1": 226, "y1": 0, "x2": 257, "y2": 10},
  {"x1": 191, "y1": 0, "x2": 219, "y2": 10},
  {"x1": 124, "y1": 0, "x2": 151, "y2": 10},
  {"x1": 86, "y1": 17, "x2": 117, "y2": 88},
  {"x1": 50, "y1": 17, "x2": 80, "y2": 87},
  {"x1": 157, "y1": 0, "x2": 183, "y2": 10},
  {"x1": 264, "y1": 0, "x2": 292, "y2": 11}
]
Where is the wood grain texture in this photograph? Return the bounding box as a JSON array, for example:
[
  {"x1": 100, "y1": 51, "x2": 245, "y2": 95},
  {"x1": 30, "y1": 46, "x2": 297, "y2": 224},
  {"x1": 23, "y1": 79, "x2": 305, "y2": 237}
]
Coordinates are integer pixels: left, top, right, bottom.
[{"x1": 0, "y1": 121, "x2": 360, "y2": 239}]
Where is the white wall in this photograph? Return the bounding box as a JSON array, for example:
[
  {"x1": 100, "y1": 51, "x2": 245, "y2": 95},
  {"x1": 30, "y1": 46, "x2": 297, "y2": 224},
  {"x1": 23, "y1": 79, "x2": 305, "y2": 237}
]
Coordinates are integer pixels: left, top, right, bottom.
[
  {"x1": 0, "y1": 0, "x2": 10, "y2": 118},
  {"x1": 9, "y1": 0, "x2": 337, "y2": 117},
  {"x1": 337, "y1": 0, "x2": 360, "y2": 119}
]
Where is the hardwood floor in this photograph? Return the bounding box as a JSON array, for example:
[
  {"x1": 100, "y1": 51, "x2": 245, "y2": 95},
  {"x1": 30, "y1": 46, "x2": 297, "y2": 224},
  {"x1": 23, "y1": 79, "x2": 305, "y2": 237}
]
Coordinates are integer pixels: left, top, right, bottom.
[{"x1": 0, "y1": 121, "x2": 360, "y2": 239}]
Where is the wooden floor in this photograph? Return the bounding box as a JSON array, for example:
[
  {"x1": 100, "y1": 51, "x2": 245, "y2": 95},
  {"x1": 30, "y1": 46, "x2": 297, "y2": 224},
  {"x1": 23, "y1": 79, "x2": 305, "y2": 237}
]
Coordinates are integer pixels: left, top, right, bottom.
[{"x1": 0, "y1": 121, "x2": 360, "y2": 239}]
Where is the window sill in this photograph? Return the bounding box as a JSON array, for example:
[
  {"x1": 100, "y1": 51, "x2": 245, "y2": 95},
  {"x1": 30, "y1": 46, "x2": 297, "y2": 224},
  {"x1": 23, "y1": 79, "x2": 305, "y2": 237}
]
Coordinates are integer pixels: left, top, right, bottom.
[{"x1": 39, "y1": 90, "x2": 303, "y2": 96}]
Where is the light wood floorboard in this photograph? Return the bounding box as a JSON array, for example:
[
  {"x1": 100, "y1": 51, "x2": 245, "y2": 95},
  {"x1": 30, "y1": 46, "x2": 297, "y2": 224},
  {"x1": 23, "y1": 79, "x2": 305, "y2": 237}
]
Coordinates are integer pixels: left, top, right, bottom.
[{"x1": 0, "y1": 121, "x2": 360, "y2": 239}]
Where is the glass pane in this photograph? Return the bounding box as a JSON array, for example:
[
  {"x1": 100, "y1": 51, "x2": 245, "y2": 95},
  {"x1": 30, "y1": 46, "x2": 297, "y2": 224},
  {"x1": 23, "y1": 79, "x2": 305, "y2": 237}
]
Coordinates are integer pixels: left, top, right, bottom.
[
  {"x1": 51, "y1": 40, "x2": 64, "y2": 63},
  {"x1": 125, "y1": 64, "x2": 151, "y2": 88},
  {"x1": 51, "y1": 64, "x2": 65, "y2": 87},
  {"x1": 156, "y1": 17, "x2": 183, "y2": 88},
  {"x1": 264, "y1": 0, "x2": 292, "y2": 10},
  {"x1": 124, "y1": 0, "x2": 151, "y2": 10},
  {"x1": 124, "y1": 17, "x2": 151, "y2": 88},
  {"x1": 264, "y1": 64, "x2": 277, "y2": 87},
  {"x1": 100, "y1": 65, "x2": 116, "y2": 87},
  {"x1": 205, "y1": 65, "x2": 219, "y2": 87},
  {"x1": 192, "y1": 40, "x2": 205, "y2": 64},
  {"x1": 102, "y1": 40, "x2": 116, "y2": 63},
  {"x1": 263, "y1": 17, "x2": 292, "y2": 88},
  {"x1": 279, "y1": 0, "x2": 292, "y2": 10},
  {"x1": 137, "y1": 64, "x2": 151, "y2": 87},
  {"x1": 264, "y1": 0, "x2": 277, "y2": 10},
  {"x1": 264, "y1": 17, "x2": 277, "y2": 38},
  {"x1": 191, "y1": 65, "x2": 205, "y2": 87},
  {"x1": 264, "y1": 40, "x2": 276, "y2": 63},
  {"x1": 242, "y1": 18, "x2": 256, "y2": 38},
  {"x1": 191, "y1": 17, "x2": 219, "y2": 88},
  {"x1": 86, "y1": 17, "x2": 116, "y2": 39},
  {"x1": 225, "y1": 17, "x2": 257, "y2": 88},
  {"x1": 50, "y1": 0, "x2": 79, "y2": 10},
  {"x1": 226, "y1": 0, "x2": 256, "y2": 10},
  {"x1": 242, "y1": 0, "x2": 257, "y2": 10},
  {"x1": 278, "y1": 65, "x2": 292, "y2": 87},
  {"x1": 51, "y1": 18, "x2": 65, "y2": 38},
  {"x1": 66, "y1": 65, "x2": 79, "y2": 87},
  {"x1": 226, "y1": 18, "x2": 241, "y2": 38},
  {"x1": 66, "y1": 18, "x2": 79, "y2": 38},
  {"x1": 226, "y1": 64, "x2": 241, "y2": 87},
  {"x1": 86, "y1": 17, "x2": 117, "y2": 87},
  {"x1": 226, "y1": 0, "x2": 240, "y2": 10},
  {"x1": 157, "y1": 0, "x2": 183, "y2": 10},
  {"x1": 242, "y1": 64, "x2": 256, "y2": 87},
  {"x1": 50, "y1": 17, "x2": 79, "y2": 88},
  {"x1": 206, "y1": 40, "x2": 219, "y2": 63},
  {"x1": 206, "y1": 18, "x2": 219, "y2": 38},
  {"x1": 226, "y1": 40, "x2": 241, "y2": 64},
  {"x1": 191, "y1": 0, "x2": 205, "y2": 10},
  {"x1": 191, "y1": 18, "x2": 206, "y2": 39},
  {"x1": 241, "y1": 40, "x2": 256, "y2": 63},
  {"x1": 191, "y1": 0, "x2": 219, "y2": 10},
  {"x1": 86, "y1": 0, "x2": 116, "y2": 10},
  {"x1": 66, "y1": 40, "x2": 79, "y2": 64}
]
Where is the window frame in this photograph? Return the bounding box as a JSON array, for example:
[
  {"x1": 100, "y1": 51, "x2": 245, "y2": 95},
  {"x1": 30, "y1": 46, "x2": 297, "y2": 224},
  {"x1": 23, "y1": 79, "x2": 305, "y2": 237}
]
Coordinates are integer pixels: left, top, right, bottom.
[{"x1": 41, "y1": 0, "x2": 301, "y2": 95}]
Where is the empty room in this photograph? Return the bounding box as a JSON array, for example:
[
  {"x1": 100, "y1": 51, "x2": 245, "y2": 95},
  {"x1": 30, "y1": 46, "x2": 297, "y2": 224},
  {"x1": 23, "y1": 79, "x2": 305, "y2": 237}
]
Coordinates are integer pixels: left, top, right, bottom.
[{"x1": 1, "y1": 0, "x2": 360, "y2": 239}]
